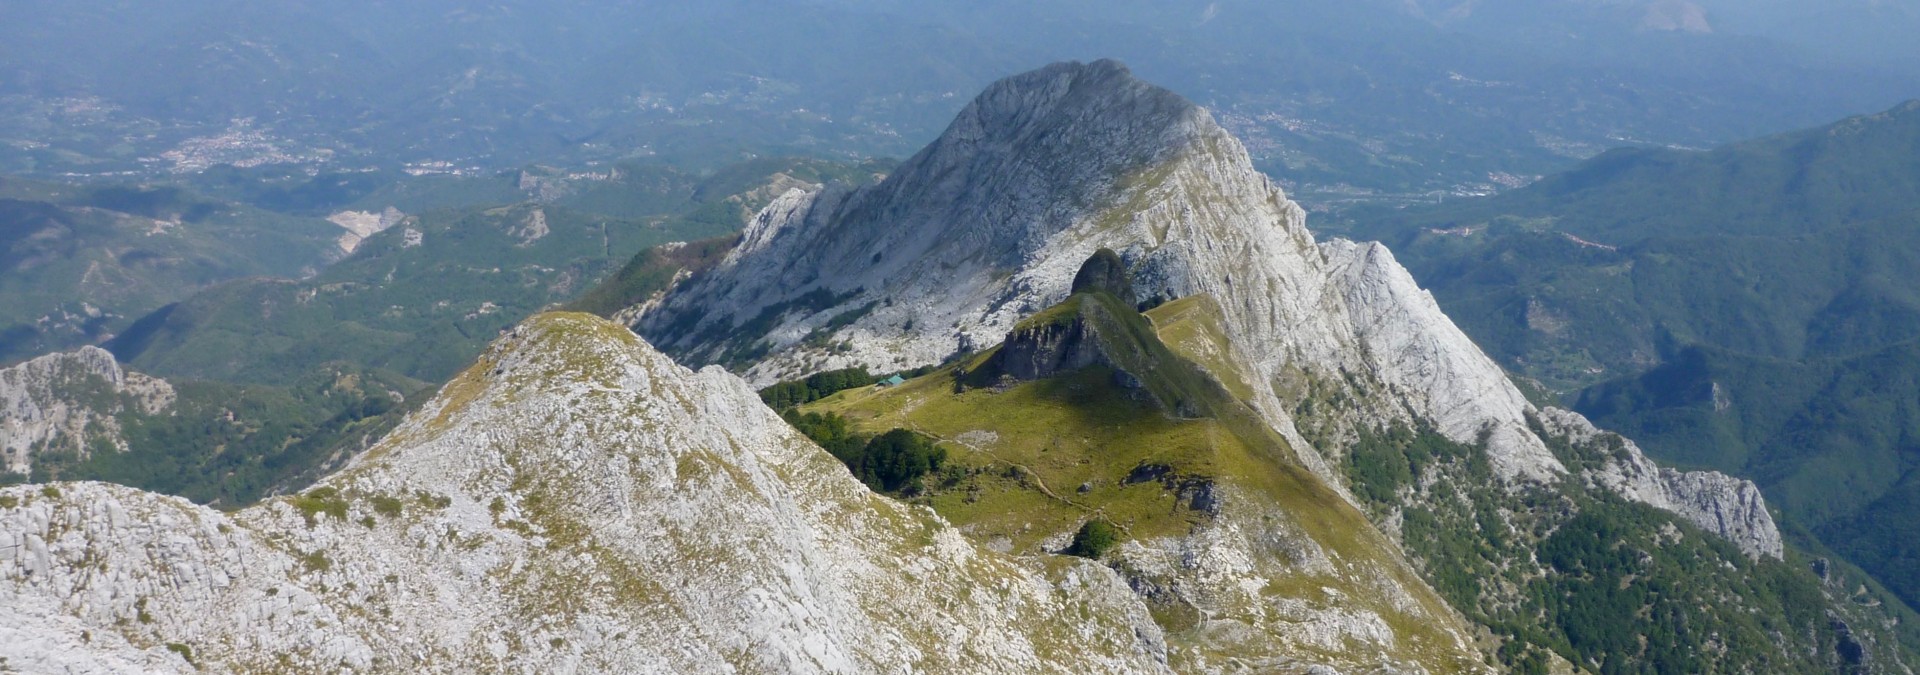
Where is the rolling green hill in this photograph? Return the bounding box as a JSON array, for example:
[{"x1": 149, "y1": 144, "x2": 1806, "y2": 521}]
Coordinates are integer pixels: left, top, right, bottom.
[
  {"x1": 1575, "y1": 339, "x2": 1920, "y2": 608},
  {"x1": 105, "y1": 202, "x2": 675, "y2": 385},
  {"x1": 108, "y1": 156, "x2": 883, "y2": 386},
  {"x1": 0, "y1": 176, "x2": 344, "y2": 363}
]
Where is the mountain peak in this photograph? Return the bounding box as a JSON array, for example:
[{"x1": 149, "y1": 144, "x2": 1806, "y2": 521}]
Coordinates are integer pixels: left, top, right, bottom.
[
  {"x1": 905, "y1": 59, "x2": 1212, "y2": 199},
  {"x1": 626, "y1": 60, "x2": 1781, "y2": 560},
  {"x1": 636, "y1": 60, "x2": 1272, "y2": 379},
  {"x1": 949, "y1": 59, "x2": 1199, "y2": 147}
]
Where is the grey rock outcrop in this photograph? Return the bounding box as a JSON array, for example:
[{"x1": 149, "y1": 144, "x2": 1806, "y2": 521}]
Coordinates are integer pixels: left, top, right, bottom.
[
  {"x1": 1, "y1": 313, "x2": 1171, "y2": 673},
  {"x1": 984, "y1": 289, "x2": 1143, "y2": 384},
  {"x1": 1071, "y1": 248, "x2": 1134, "y2": 300},
  {"x1": 326, "y1": 206, "x2": 406, "y2": 255},
  {"x1": 1, "y1": 347, "x2": 173, "y2": 476}
]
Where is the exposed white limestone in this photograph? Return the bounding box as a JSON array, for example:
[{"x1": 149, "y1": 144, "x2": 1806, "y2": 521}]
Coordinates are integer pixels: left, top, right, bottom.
[
  {"x1": 510, "y1": 207, "x2": 549, "y2": 245},
  {"x1": 1108, "y1": 481, "x2": 1484, "y2": 673},
  {"x1": 1319, "y1": 239, "x2": 1562, "y2": 481},
  {"x1": 1, "y1": 347, "x2": 173, "y2": 476}
]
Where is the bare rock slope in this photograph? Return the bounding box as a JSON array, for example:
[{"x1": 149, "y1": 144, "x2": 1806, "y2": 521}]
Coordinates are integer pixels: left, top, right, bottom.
[{"x1": 1, "y1": 313, "x2": 1169, "y2": 673}]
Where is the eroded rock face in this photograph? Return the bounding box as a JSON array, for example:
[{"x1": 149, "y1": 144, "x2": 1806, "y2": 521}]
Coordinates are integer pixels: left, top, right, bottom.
[
  {"x1": 0, "y1": 347, "x2": 174, "y2": 475},
  {"x1": 986, "y1": 291, "x2": 1140, "y2": 384},
  {"x1": 635, "y1": 59, "x2": 1209, "y2": 377},
  {"x1": 994, "y1": 317, "x2": 1106, "y2": 381},
  {"x1": 0, "y1": 314, "x2": 1170, "y2": 673},
  {"x1": 1535, "y1": 407, "x2": 1785, "y2": 559}
]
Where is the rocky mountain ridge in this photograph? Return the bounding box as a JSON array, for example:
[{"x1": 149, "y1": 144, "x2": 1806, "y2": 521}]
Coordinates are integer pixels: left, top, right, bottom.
[
  {"x1": 630, "y1": 59, "x2": 1782, "y2": 560},
  {"x1": 1, "y1": 313, "x2": 1172, "y2": 673},
  {"x1": 1536, "y1": 407, "x2": 1783, "y2": 559}
]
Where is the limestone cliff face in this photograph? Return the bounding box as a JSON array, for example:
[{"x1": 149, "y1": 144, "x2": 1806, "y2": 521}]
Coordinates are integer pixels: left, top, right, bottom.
[
  {"x1": 0, "y1": 314, "x2": 1170, "y2": 673},
  {"x1": 630, "y1": 59, "x2": 1781, "y2": 558},
  {"x1": 0, "y1": 347, "x2": 173, "y2": 476}
]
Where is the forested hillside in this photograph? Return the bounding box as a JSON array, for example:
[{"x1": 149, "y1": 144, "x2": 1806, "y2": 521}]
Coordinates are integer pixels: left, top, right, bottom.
[{"x1": 1330, "y1": 99, "x2": 1920, "y2": 612}]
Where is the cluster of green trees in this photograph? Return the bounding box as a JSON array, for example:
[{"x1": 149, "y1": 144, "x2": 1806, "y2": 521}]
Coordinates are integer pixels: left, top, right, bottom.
[
  {"x1": 758, "y1": 368, "x2": 876, "y2": 410},
  {"x1": 856, "y1": 429, "x2": 948, "y2": 493},
  {"x1": 780, "y1": 410, "x2": 946, "y2": 494},
  {"x1": 1342, "y1": 423, "x2": 1483, "y2": 506},
  {"x1": 782, "y1": 410, "x2": 864, "y2": 460},
  {"x1": 1066, "y1": 519, "x2": 1118, "y2": 559}
]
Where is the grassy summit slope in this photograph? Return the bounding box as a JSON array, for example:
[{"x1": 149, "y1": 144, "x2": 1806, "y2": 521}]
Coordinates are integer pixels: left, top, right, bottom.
[
  {"x1": 804, "y1": 287, "x2": 1917, "y2": 672},
  {"x1": 804, "y1": 290, "x2": 1486, "y2": 672}
]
